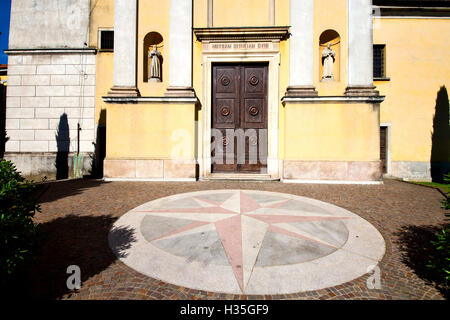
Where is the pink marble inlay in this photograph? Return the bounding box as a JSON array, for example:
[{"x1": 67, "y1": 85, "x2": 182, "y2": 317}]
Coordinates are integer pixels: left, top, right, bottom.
[
  {"x1": 215, "y1": 215, "x2": 244, "y2": 291},
  {"x1": 239, "y1": 191, "x2": 262, "y2": 213}
]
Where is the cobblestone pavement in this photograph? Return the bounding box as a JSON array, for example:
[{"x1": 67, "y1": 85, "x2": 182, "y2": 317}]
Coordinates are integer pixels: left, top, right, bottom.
[{"x1": 12, "y1": 178, "x2": 449, "y2": 300}]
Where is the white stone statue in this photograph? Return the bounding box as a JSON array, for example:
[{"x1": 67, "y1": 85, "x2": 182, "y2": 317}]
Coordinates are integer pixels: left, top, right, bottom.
[
  {"x1": 149, "y1": 45, "x2": 161, "y2": 81},
  {"x1": 321, "y1": 43, "x2": 336, "y2": 81}
]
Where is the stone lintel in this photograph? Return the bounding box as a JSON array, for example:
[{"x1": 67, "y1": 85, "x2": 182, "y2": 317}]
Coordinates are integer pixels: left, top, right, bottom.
[{"x1": 194, "y1": 26, "x2": 290, "y2": 42}]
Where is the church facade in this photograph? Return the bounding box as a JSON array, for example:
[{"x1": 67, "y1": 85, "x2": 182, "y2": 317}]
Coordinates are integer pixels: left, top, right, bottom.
[{"x1": 4, "y1": 0, "x2": 450, "y2": 182}]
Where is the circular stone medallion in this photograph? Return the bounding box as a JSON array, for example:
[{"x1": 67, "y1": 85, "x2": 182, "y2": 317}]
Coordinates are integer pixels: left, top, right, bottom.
[{"x1": 109, "y1": 190, "x2": 385, "y2": 295}]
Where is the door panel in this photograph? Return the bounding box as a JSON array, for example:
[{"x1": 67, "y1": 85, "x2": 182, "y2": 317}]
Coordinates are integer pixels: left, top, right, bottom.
[
  {"x1": 214, "y1": 98, "x2": 236, "y2": 127},
  {"x1": 243, "y1": 98, "x2": 265, "y2": 127},
  {"x1": 212, "y1": 64, "x2": 268, "y2": 173},
  {"x1": 243, "y1": 67, "x2": 266, "y2": 94}
]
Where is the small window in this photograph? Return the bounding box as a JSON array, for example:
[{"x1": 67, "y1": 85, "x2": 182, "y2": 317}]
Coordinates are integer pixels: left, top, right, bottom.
[
  {"x1": 99, "y1": 30, "x2": 114, "y2": 51},
  {"x1": 373, "y1": 44, "x2": 386, "y2": 79}
]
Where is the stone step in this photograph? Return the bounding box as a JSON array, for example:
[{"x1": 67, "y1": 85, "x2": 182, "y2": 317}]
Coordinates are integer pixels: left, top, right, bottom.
[{"x1": 201, "y1": 173, "x2": 279, "y2": 182}]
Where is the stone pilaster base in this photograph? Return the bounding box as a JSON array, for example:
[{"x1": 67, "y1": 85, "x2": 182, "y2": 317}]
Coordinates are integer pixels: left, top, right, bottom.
[
  {"x1": 284, "y1": 85, "x2": 318, "y2": 97},
  {"x1": 344, "y1": 85, "x2": 379, "y2": 97},
  {"x1": 165, "y1": 86, "x2": 196, "y2": 98},
  {"x1": 107, "y1": 86, "x2": 141, "y2": 97},
  {"x1": 283, "y1": 160, "x2": 382, "y2": 182},
  {"x1": 104, "y1": 159, "x2": 197, "y2": 180}
]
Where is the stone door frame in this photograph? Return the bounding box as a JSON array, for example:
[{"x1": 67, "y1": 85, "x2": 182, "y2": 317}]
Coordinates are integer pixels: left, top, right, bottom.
[{"x1": 200, "y1": 42, "x2": 281, "y2": 179}]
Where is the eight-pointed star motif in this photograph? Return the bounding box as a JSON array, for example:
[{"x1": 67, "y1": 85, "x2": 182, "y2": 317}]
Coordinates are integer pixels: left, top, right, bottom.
[{"x1": 136, "y1": 190, "x2": 351, "y2": 292}]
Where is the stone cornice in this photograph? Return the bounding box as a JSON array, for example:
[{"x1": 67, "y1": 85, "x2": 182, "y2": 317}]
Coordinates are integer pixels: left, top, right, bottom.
[
  {"x1": 193, "y1": 26, "x2": 290, "y2": 42},
  {"x1": 102, "y1": 96, "x2": 199, "y2": 104},
  {"x1": 5, "y1": 48, "x2": 97, "y2": 55}
]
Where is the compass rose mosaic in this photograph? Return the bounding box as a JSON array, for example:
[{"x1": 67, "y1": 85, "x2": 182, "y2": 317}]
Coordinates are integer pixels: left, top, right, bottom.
[{"x1": 109, "y1": 190, "x2": 385, "y2": 295}]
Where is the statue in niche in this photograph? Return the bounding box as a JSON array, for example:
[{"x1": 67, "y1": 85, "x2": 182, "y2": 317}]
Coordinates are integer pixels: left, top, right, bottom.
[
  {"x1": 148, "y1": 45, "x2": 162, "y2": 81},
  {"x1": 321, "y1": 43, "x2": 336, "y2": 81}
]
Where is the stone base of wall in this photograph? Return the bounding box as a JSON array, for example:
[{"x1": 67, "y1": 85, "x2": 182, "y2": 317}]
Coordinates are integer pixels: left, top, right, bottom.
[
  {"x1": 283, "y1": 161, "x2": 382, "y2": 182},
  {"x1": 104, "y1": 159, "x2": 197, "y2": 181},
  {"x1": 390, "y1": 161, "x2": 450, "y2": 181},
  {"x1": 4, "y1": 152, "x2": 94, "y2": 180}
]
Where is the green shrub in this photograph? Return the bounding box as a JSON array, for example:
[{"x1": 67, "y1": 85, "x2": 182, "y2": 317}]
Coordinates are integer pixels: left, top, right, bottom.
[
  {"x1": 427, "y1": 227, "x2": 450, "y2": 287},
  {"x1": 427, "y1": 173, "x2": 450, "y2": 291},
  {"x1": 441, "y1": 174, "x2": 449, "y2": 210},
  {"x1": 0, "y1": 159, "x2": 40, "y2": 284}
]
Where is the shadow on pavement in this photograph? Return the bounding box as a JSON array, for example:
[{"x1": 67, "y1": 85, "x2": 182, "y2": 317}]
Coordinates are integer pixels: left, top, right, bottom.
[
  {"x1": 34, "y1": 179, "x2": 108, "y2": 204},
  {"x1": 395, "y1": 223, "x2": 449, "y2": 299},
  {"x1": 2, "y1": 214, "x2": 135, "y2": 300}
]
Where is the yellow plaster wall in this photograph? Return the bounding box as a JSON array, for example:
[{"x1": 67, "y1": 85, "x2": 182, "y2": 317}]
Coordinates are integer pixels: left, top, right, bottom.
[
  {"x1": 89, "y1": 1, "x2": 450, "y2": 167},
  {"x1": 89, "y1": 0, "x2": 114, "y2": 48},
  {"x1": 90, "y1": 0, "x2": 114, "y2": 126},
  {"x1": 278, "y1": 39, "x2": 289, "y2": 160},
  {"x1": 194, "y1": 0, "x2": 208, "y2": 28},
  {"x1": 212, "y1": 0, "x2": 270, "y2": 27},
  {"x1": 313, "y1": 0, "x2": 348, "y2": 96},
  {"x1": 284, "y1": 103, "x2": 380, "y2": 161},
  {"x1": 94, "y1": 52, "x2": 113, "y2": 126},
  {"x1": 281, "y1": 0, "x2": 352, "y2": 161},
  {"x1": 374, "y1": 18, "x2": 450, "y2": 162},
  {"x1": 106, "y1": 103, "x2": 196, "y2": 159},
  {"x1": 277, "y1": 1, "x2": 289, "y2": 160},
  {"x1": 275, "y1": 0, "x2": 289, "y2": 26},
  {"x1": 194, "y1": 0, "x2": 289, "y2": 28},
  {"x1": 192, "y1": 39, "x2": 204, "y2": 162}
]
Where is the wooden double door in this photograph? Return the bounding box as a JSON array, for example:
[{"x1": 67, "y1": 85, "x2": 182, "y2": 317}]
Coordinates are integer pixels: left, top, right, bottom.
[{"x1": 211, "y1": 63, "x2": 268, "y2": 173}]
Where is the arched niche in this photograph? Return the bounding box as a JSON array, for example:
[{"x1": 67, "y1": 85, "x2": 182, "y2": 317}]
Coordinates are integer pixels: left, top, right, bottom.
[
  {"x1": 143, "y1": 31, "x2": 164, "y2": 82},
  {"x1": 319, "y1": 30, "x2": 341, "y2": 82}
]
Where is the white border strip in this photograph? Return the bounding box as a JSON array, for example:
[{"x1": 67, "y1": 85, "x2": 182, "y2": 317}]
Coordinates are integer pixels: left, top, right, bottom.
[{"x1": 282, "y1": 179, "x2": 383, "y2": 185}]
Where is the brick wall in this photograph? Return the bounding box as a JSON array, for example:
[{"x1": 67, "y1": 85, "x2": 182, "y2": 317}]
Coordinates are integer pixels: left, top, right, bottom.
[{"x1": 5, "y1": 53, "x2": 96, "y2": 155}]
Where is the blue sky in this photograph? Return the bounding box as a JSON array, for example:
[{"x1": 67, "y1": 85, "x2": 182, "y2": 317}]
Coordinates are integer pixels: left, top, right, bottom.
[{"x1": 0, "y1": 0, "x2": 11, "y2": 64}]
